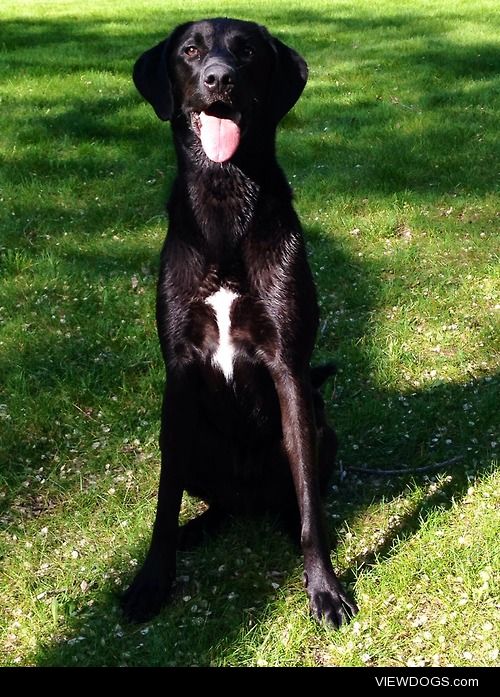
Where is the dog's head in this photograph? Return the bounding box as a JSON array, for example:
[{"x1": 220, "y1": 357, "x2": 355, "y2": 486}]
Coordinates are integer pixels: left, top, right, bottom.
[{"x1": 133, "y1": 18, "x2": 308, "y2": 163}]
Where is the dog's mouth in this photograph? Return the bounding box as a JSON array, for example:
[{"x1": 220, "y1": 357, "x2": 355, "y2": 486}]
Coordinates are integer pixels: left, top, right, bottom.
[{"x1": 190, "y1": 103, "x2": 241, "y2": 164}]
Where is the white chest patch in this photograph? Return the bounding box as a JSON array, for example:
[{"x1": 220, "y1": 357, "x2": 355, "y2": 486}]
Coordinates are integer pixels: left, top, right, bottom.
[{"x1": 205, "y1": 287, "x2": 239, "y2": 381}]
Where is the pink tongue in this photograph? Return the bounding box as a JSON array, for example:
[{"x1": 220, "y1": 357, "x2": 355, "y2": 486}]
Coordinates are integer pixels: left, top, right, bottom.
[{"x1": 199, "y1": 111, "x2": 240, "y2": 163}]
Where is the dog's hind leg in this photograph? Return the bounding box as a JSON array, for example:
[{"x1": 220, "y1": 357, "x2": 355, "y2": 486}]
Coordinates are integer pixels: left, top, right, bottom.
[
  {"x1": 310, "y1": 362, "x2": 336, "y2": 388},
  {"x1": 177, "y1": 506, "x2": 227, "y2": 550}
]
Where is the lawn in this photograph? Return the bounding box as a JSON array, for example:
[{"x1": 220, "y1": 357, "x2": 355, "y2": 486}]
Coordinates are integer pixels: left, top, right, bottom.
[{"x1": 0, "y1": 0, "x2": 498, "y2": 667}]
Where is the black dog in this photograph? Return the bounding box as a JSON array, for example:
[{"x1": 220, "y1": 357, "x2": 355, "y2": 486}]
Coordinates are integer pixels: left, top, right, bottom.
[{"x1": 122, "y1": 18, "x2": 358, "y2": 628}]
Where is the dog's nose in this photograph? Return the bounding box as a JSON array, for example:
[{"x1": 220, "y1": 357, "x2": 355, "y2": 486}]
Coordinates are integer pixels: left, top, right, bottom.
[{"x1": 202, "y1": 62, "x2": 235, "y2": 92}]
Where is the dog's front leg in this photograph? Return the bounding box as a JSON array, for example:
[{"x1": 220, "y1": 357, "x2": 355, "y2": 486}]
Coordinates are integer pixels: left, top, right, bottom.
[
  {"x1": 271, "y1": 368, "x2": 358, "y2": 627},
  {"x1": 121, "y1": 372, "x2": 193, "y2": 623}
]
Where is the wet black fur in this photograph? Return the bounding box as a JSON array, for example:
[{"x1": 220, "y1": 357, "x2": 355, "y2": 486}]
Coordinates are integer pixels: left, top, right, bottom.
[{"x1": 122, "y1": 18, "x2": 358, "y2": 627}]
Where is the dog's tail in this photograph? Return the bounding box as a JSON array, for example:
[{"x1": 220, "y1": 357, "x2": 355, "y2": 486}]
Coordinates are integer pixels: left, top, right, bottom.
[{"x1": 310, "y1": 362, "x2": 337, "y2": 389}]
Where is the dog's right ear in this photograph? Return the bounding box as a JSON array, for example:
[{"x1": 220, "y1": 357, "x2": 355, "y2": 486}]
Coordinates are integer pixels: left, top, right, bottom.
[
  {"x1": 262, "y1": 29, "x2": 308, "y2": 125},
  {"x1": 133, "y1": 38, "x2": 173, "y2": 121}
]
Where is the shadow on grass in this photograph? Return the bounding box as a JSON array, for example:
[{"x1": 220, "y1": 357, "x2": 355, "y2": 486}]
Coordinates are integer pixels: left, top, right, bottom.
[
  {"x1": 29, "y1": 373, "x2": 497, "y2": 667},
  {"x1": 0, "y1": 6, "x2": 498, "y2": 666},
  {"x1": 25, "y1": 237, "x2": 498, "y2": 665}
]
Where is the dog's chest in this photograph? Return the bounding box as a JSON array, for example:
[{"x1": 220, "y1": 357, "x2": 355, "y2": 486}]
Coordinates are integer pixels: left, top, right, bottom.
[
  {"x1": 204, "y1": 287, "x2": 239, "y2": 381},
  {"x1": 186, "y1": 284, "x2": 276, "y2": 381}
]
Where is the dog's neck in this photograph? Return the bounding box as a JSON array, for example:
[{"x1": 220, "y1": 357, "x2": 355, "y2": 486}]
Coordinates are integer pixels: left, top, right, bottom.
[
  {"x1": 183, "y1": 155, "x2": 260, "y2": 254},
  {"x1": 172, "y1": 126, "x2": 292, "y2": 259}
]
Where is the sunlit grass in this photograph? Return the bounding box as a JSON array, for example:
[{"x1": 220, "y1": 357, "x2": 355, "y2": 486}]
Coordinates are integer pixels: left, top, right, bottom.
[{"x1": 0, "y1": 0, "x2": 498, "y2": 667}]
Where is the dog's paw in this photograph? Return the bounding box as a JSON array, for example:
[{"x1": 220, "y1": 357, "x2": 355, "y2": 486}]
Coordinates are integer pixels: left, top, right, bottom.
[
  {"x1": 121, "y1": 564, "x2": 173, "y2": 624},
  {"x1": 305, "y1": 572, "x2": 358, "y2": 629}
]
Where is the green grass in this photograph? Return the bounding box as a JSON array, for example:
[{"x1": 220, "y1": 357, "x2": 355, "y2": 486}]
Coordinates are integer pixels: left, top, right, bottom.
[{"x1": 0, "y1": 0, "x2": 498, "y2": 667}]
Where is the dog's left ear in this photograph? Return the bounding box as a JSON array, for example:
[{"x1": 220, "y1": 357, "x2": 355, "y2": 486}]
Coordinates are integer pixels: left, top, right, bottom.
[
  {"x1": 133, "y1": 38, "x2": 173, "y2": 121},
  {"x1": 265, "y1": 31, "x2": 308, "y2": 124}
]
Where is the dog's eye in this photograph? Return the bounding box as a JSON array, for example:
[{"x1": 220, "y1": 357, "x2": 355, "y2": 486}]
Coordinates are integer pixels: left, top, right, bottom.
[
  {"x1": 184, "y1": 45, "x2": 200, "y2": 58},
  {"x1": 240, "y1": 45, "x2": 254, "y2": 59}
]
